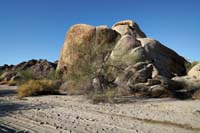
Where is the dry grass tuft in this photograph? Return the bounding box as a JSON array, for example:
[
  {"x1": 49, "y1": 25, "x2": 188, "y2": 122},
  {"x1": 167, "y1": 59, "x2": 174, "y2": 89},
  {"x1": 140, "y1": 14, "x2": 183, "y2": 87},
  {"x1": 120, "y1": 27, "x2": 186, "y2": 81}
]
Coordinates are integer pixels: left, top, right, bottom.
[{"x1": 17, "y1": 79, "x2": 60, "y2": 98}]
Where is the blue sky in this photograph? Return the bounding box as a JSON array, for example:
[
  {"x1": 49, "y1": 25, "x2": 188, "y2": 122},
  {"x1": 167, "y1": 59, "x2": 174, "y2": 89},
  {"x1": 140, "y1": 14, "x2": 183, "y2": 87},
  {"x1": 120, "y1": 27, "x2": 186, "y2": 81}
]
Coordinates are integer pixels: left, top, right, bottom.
[{"x1": 0, "y1": 0, "x2": 200, "y2": 65}]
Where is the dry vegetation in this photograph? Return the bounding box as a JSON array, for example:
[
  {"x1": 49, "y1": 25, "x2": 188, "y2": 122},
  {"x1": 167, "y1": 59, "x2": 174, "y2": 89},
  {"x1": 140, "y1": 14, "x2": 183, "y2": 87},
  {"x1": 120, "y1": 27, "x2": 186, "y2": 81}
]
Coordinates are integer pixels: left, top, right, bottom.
[
  {"x1": 90, "y1": 88, "x2": 118, "y2": 103},
  {"x1": 17, "y1": 79, "x2": 60, "y2": 98},
  {"x1": 59, "y1": 79, "x2": 92, "y2": 95},
  {"x1": 52, "y1": 41, "x2": 119, "y2": 103}
]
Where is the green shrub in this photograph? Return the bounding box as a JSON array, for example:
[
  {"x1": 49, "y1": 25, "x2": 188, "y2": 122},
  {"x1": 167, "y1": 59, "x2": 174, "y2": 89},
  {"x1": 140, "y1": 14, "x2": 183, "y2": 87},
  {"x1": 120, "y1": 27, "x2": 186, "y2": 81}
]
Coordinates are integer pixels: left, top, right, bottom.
[
  {"x1": 58, "y1": 37, "x2": 121, "y2": 103},
  {"x1": 17, "y1": 80, "x2": 60, "y2": 98},
  {"x1": 18, "y1": 69, "x2": 34, "y2": 83},
  {"x1": 0, "y1": 70, "x2": 3, "y2": 77},
  {"x1": 47, "y1": 70, "x2": 62, "y2": 80}
]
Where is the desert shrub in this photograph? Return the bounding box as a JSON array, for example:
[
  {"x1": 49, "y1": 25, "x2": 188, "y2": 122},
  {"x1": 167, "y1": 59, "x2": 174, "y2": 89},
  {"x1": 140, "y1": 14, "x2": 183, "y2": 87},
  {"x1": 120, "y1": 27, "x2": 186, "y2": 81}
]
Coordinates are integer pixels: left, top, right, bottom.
[
  {"x1": 185, "y1": 61, "x2": 198, "y2": 72},
  {"x1": 47, "y1": 70, "x2": 62, "y2": 80},
  {"x1": 19, "y1": 69, "x2": 34, "y2": 79},
  {"x1": 62, "y1": 41, "x2": 115, "y2": 95},
  {"x1": 17, "y1": 79, "x2": 60, "y2": 98},
  {"x1": 18, "y1": 69, "x2": 34, "y2": 84},
  {"x1": 58, "y1": 38, "x2": 124, "y2": 103},
  {"x1": 91, "y1": 88, "x2": 118, "y2": 104},
  {"x1": 8, "y1": 80, "x2": 17, "y2": 86},
  {"x1": 59, "y1": 79, "x2": 92, "y2": 95},
  {"x1": 0, "y1": 69, "x2": 3, "y2": 77}
]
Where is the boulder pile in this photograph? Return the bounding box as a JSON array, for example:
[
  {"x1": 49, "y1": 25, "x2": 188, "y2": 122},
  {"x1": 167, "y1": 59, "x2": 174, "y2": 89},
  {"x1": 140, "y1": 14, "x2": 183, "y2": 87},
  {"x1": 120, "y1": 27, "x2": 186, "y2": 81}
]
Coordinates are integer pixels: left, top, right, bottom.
[
  {"x1": 57, "y1": 20, "x2": 200, "y2": 99},
  {"x1": 0, "y1": 59, "x2": 57, "y2": 81}
]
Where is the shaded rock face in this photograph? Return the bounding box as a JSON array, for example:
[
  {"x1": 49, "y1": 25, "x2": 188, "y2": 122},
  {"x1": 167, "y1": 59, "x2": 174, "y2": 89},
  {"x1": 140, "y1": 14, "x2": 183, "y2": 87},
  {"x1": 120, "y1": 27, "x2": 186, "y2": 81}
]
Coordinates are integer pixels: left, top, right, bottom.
[
  {"x1": 172, "y1": 76, "x2": 200, "y2": 99},
  {"x1": 137, "y1": 38, "x2": 186, "y2": 78},
  {"x1": 57, "y1": 20, "x2": 188, "y2": 98},
  {"x1": 0, "y1": 59, "x2": 57, "y2": 81}
]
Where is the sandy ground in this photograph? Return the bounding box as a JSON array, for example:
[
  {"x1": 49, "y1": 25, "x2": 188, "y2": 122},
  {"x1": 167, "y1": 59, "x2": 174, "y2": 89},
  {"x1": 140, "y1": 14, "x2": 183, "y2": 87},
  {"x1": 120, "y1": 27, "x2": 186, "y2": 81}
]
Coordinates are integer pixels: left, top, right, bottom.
[{"x1": 0, "y1": 85, "x2": 200, "y2": 133}]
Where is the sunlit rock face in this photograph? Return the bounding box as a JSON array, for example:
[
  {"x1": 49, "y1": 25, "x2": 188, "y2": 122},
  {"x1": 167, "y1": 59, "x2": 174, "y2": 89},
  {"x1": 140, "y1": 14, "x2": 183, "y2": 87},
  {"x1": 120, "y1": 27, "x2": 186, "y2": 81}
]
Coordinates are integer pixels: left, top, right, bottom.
[{"x1": 56, "y1": 24, "x2": 119, "y2": 74}]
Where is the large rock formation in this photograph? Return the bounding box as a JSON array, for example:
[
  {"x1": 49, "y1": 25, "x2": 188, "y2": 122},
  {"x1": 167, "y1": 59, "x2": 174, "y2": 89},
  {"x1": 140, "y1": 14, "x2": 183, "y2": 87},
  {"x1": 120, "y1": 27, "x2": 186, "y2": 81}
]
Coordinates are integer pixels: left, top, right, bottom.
[
  {"x1": 0, "y1": 59, "x2": 57, "y2": 81},
  {"x1": 58, "y1": 20, "x2": 186, "y2": 77},
  {"x1": 57, "y1": 20, "x2": 189, "y2": 98}
]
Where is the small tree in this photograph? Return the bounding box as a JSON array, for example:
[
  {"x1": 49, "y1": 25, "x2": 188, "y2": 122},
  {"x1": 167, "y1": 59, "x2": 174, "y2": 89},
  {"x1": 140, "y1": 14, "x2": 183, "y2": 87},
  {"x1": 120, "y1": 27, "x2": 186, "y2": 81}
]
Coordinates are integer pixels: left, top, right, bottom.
[{"x1": 64, "y1": 41, "x2": 118, "y2": 94}]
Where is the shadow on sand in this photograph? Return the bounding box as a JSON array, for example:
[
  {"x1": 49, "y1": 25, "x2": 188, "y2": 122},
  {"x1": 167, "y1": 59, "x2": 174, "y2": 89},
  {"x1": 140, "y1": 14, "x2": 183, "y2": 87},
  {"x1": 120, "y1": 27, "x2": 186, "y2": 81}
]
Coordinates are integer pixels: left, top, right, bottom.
[{"x1": 0, "y1": 89, "x2": 16, "y2": 97}]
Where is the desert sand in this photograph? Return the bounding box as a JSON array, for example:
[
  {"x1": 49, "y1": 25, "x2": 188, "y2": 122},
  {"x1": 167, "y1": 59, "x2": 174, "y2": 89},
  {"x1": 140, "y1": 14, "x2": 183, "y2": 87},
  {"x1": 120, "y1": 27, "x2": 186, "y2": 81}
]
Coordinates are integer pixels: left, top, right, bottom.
[{"x1": 0, "y1": 85, "x2": 200, "y2": 133}]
